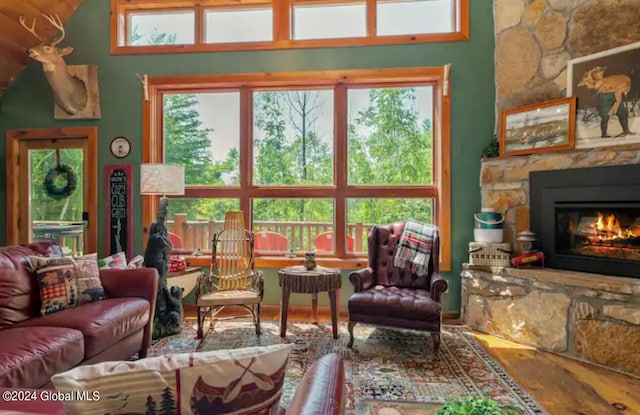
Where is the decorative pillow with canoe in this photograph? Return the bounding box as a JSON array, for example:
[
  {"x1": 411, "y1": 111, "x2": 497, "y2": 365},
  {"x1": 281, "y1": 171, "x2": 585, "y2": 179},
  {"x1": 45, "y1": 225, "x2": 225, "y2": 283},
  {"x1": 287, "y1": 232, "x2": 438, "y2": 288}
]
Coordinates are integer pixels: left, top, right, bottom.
[{"x1": 51, "y1": 343, "x2": 293, "y2": 415}]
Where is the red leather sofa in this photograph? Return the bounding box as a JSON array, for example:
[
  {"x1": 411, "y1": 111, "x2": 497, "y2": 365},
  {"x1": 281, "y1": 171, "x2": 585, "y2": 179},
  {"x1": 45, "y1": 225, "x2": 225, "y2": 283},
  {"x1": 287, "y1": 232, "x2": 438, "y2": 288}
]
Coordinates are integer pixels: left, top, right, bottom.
[
  {"x1": 0, "y1": 243, "x2": 158, "y2": 389},
  {"x1": 280, "y1": 353, "x2": 345, "y2": 415}
]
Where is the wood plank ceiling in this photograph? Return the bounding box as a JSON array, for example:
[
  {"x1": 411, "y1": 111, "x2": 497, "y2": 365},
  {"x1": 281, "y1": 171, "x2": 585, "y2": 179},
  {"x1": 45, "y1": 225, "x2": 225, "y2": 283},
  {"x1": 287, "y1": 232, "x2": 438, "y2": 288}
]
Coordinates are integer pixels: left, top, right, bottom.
[{"x1": 0, "y1": 0, "x2": 84, "y2": 94}]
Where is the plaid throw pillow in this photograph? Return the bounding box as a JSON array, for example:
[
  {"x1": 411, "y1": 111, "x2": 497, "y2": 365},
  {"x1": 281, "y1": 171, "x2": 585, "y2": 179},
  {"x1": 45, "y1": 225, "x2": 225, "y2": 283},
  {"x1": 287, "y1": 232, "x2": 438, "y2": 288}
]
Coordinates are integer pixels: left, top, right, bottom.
[{"x1": 29, "y1": 256, "x2": 79, "y2": 315}]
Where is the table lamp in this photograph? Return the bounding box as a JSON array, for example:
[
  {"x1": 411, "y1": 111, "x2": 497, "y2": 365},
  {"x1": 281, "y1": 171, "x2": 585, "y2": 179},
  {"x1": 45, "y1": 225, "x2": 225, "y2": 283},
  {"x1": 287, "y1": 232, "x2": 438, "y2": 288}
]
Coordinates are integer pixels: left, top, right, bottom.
[{"x1": 140, "y1": 163, "x2": 185, "y2": 226}]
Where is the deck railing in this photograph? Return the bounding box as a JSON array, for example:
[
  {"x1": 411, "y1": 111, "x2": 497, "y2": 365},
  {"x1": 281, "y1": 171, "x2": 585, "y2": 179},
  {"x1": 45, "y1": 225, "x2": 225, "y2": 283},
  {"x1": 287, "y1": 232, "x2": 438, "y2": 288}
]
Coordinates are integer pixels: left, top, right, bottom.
[
  {"x1": 167, "y1": 214, "x2": 371, "y2": 253},
  {"x1": 31, "y1": 221, "x2": 85, "y2": 256}
]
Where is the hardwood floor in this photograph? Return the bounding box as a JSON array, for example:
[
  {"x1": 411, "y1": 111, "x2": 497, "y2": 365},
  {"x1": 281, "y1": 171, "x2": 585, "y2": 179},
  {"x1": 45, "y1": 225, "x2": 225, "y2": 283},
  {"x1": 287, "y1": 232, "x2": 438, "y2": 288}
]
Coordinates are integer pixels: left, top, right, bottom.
[
  {"x1": 186, "y1": 306, "x2": 640, "y2": 415},
  {"x1": 471, "y1": 332, "x2": 640, "y2": 415}
]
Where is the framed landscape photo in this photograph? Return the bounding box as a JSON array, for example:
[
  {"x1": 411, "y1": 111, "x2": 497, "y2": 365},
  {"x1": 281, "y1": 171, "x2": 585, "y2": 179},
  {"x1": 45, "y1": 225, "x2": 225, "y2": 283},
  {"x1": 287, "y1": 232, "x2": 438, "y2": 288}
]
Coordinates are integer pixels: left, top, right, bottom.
[
  {"x1": 499, "y1": 97, "x2": 577, "y2": 157},
  {"x1": 567, "y1": 41, "x2": 640, "y2": 149}
]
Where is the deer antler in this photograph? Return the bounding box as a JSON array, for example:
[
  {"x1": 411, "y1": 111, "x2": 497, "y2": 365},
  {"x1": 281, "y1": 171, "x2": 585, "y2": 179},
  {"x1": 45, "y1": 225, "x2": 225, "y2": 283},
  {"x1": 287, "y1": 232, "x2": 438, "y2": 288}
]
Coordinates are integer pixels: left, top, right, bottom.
[
  {"x1": 41, "y1": 13, "x2": 65, "y2": 46},
  {"x1": 19, "y1": 15, "x2": 44, "y2": 42}
]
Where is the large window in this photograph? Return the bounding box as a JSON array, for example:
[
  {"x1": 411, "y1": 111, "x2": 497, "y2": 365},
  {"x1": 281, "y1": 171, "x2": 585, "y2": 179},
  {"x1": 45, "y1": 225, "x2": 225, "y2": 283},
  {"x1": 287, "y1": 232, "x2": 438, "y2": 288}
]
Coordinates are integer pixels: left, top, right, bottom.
[
  {"x1": 111, "y1": 0, "x2": 469, "y2": 54},
  {"x1": 144, "y1": 67, "x2": 451, "y2": 270}
]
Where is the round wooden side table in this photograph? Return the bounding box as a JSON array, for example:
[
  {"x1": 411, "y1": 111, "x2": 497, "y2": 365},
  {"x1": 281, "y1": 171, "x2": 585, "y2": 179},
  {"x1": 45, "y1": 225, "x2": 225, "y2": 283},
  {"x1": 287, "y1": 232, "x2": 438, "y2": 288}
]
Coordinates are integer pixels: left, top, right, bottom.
[{"x1": 278, "y1": 265, "x2": 342, "y2": 339}]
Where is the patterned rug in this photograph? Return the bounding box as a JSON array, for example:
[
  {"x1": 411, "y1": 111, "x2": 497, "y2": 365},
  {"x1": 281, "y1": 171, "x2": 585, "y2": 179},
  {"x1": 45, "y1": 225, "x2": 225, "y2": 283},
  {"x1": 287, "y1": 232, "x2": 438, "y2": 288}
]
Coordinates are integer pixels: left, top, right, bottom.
[{"x1": 148, "y1": 321, "x2": 546, "y2": 415}]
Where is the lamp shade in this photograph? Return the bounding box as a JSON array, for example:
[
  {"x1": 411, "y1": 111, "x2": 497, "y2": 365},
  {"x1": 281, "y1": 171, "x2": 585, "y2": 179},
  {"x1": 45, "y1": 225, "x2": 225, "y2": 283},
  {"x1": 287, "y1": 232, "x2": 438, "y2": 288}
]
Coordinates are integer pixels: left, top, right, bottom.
[{"x1": 140, "y1": 164, "x2": 185, "y2": 195}]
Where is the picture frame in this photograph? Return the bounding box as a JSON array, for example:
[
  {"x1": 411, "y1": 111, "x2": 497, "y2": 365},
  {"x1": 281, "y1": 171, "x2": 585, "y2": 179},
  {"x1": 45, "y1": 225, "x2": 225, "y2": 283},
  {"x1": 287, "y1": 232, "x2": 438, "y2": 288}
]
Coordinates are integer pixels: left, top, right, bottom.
[
  {"x1": 499, "y1": 97, "x2": 577, "y2": 157},
  {"x1": 567, "y1": 41, "x2": 640, "y2": 149},
  {"x1": 104, "y1": 164, "x2": 133, "y2": 260}
]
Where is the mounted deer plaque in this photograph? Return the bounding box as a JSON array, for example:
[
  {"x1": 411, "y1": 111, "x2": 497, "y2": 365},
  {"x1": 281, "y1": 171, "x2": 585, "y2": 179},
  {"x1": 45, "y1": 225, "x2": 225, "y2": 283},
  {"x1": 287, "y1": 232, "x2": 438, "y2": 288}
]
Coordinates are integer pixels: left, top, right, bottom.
[{"x1": 20, "y1": 14, "x2": 101, "y2": 119}]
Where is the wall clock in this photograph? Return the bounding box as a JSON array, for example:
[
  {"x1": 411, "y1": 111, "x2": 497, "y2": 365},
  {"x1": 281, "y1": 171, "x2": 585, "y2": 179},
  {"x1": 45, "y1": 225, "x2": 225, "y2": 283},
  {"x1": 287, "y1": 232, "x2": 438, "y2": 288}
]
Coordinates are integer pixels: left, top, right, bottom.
[{"x1": 110, "y1": 136, "x2": 131, "y2": 158}]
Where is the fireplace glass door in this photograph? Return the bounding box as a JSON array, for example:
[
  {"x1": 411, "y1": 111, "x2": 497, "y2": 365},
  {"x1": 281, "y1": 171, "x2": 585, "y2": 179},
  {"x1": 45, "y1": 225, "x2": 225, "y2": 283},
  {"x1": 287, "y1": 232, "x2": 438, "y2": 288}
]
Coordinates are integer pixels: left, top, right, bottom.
[{"x1": 556, "y1": 206, "x2": 640, "y2": 262}]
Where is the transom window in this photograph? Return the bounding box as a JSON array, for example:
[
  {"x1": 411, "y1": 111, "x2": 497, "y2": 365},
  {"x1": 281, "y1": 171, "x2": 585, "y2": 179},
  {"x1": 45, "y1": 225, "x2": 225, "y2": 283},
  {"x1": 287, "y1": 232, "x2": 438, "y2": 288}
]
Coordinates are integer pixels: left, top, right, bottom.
[
  {"x1": 111, "y1": 0, "x2": 469, "y2": 54},
  {"x1": 144, "y1": 67, "x2": 451, "y2": 270}
]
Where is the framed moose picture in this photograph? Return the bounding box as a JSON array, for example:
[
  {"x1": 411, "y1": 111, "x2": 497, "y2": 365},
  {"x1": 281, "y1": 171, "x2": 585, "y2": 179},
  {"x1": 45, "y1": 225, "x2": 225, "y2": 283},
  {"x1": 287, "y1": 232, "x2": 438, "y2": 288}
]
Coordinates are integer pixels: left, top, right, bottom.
[{"x1": 567, "y1": 41, "x2": 640, "y2": 149}]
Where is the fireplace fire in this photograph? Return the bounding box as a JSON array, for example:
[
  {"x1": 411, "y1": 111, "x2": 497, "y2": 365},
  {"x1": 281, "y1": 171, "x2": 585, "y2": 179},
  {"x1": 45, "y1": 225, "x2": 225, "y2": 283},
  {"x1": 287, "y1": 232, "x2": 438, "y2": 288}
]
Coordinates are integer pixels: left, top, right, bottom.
[
  {"x1": 561, "y1": 209, "x2": 640, "y2": 262},
  {"x1": 530, "y1": 164, "x2": 640, "y2": 278}
]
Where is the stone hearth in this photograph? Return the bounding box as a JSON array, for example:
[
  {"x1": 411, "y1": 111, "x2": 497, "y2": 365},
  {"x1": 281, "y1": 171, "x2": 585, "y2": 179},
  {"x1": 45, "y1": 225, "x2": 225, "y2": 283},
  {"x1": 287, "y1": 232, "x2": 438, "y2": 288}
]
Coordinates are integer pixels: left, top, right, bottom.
[{"x1": 461, "y1": 264, "x2": 640, "y2": 377}]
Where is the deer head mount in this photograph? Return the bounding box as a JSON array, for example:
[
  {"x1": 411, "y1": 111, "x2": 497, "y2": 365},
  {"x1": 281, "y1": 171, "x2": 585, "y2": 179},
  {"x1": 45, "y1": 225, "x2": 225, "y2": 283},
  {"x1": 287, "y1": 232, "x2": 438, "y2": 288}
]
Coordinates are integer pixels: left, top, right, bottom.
[{"x1": 20, "y1": 13, "x2": 88, "y2": 115}]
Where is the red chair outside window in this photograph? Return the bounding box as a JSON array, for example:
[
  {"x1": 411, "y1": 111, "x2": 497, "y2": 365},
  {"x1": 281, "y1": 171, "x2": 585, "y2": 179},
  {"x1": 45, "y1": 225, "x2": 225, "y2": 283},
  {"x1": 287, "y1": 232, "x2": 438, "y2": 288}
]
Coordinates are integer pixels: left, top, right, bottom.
[
  {"x1": 167, "y1": 232, "x2": 184, "y2": 249},
  {"x1": 254, "y1": 231, "x2": 289, "y2": 252},
  {"x1": 315, "y1": 231, "x2": 354, "y2": 253}
]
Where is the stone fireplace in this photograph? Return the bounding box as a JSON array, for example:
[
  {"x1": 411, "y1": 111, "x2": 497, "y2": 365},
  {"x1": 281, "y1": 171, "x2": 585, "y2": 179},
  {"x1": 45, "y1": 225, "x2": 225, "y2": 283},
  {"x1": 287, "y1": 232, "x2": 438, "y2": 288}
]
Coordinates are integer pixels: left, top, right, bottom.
[
  {"x1": 466, "y1": 152, "x2": 640, "y2": 378},
  {"x1": 475, "y1": 0, "x2": 640, "y2": 378},
  {"x1": 530, "y1": 164, "x2": 640, "y2": 278}
]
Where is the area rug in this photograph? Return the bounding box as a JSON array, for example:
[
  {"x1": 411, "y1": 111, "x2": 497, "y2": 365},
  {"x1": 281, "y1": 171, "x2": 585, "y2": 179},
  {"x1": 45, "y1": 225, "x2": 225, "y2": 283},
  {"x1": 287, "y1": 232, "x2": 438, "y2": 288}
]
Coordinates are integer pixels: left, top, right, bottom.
[{"x1": 147, "y1": 321, "x2": 546, "y2": 415}]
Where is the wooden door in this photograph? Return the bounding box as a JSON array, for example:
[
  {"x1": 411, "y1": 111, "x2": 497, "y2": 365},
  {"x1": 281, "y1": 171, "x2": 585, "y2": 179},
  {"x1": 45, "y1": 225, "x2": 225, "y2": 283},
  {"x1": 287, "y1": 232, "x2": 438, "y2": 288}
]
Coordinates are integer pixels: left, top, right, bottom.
[{"x1": 6, "y1": 127, "x2": 98, "y2": 254}]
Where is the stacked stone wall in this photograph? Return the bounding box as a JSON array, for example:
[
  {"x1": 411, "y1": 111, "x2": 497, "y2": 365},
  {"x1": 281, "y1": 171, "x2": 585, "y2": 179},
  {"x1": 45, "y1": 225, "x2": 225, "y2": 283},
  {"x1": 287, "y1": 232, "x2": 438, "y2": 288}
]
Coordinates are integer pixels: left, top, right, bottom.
[
  {"x1": 494, "y1": 0, "x2": 640, "y2": 114},
  {"x1": 462, "y1": 265, "x2": 640, "y2": 377}
]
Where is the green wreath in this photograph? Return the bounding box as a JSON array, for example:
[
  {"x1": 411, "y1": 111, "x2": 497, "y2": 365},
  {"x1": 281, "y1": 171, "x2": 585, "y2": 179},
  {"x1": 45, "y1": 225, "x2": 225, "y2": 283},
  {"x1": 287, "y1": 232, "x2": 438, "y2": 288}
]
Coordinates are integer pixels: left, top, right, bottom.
[{"x1": 44, "y1": 164, "x2": 77, "y2": 200}]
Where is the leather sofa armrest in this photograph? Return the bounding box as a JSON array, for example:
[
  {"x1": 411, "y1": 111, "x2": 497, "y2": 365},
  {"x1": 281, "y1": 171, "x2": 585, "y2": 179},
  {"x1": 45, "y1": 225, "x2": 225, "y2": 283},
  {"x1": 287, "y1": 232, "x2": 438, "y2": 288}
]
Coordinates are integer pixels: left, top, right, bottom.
[
  {"x1": 430, "y1": 272, "x2": 448, "y2": 303},
  {"x1": 283, "y1": 353, "x2": 345, "y2": 415},
  {"x1": 100, "y1": 268, "x2": 159, "y2": 305},
  {"x1": 100, "y1": 268, "x2": 159, "y2": 356},
  {"x1": 349, "y1": 268, "x2": 374, "y2": 292}
]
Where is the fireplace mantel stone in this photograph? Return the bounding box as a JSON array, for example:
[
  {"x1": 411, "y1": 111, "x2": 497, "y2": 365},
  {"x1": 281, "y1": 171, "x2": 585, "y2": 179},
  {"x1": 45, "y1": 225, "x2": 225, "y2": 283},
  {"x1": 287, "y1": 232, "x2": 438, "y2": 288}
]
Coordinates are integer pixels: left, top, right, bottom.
[{"x1": 461, "y1": 264, "x2": 640, "y2": 377}]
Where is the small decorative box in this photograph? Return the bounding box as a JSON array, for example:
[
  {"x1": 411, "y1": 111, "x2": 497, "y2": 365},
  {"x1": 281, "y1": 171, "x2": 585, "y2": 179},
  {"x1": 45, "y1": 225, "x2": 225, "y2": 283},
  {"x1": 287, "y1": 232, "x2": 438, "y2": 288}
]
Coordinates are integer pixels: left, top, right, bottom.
[{"x1": 468, "y1": 242, "x2": 512, "y2": 267}]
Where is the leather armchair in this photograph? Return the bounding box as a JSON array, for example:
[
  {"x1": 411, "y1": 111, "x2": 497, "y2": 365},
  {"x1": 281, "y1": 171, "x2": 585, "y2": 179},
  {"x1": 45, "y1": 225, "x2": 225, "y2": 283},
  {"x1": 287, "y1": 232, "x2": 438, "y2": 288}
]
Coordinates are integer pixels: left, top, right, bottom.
[{"x1": 347, "y1": 222, "x2": 448, "y2": 353}]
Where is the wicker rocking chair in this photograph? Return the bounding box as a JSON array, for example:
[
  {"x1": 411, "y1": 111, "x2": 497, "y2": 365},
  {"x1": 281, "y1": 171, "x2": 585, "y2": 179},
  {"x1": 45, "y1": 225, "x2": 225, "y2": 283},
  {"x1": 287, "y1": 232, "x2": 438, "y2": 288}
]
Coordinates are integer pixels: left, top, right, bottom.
[{"x1": 195, "y1": 212, "x2": 264, "y2": 339}]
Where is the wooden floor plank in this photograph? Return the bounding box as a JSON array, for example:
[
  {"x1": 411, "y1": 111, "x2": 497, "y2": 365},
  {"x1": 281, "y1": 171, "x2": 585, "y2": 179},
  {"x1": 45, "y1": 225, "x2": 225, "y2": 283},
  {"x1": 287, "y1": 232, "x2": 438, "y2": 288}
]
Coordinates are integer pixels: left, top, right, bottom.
[{"x1": 471, "y1": 332, "x2": 640, "y2": 415}]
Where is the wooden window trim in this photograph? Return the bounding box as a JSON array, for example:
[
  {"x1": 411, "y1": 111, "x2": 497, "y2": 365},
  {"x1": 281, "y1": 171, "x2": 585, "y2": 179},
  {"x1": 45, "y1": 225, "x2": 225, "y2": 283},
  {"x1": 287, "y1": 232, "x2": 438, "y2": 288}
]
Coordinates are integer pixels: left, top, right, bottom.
[
  {"x1": 143, "y1": 67, "x2": 451, "y2": 271},
  {"x1": 111, "y1": 0, "x2": 469, "y2": 54}
]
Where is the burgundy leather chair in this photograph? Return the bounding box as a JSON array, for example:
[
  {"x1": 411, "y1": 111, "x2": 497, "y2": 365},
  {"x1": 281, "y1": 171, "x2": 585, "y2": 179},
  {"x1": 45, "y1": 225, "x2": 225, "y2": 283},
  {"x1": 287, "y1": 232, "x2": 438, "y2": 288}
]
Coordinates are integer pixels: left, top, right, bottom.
[{"x1": 347, "y1": 222, "x2": 448, "y2": 352}]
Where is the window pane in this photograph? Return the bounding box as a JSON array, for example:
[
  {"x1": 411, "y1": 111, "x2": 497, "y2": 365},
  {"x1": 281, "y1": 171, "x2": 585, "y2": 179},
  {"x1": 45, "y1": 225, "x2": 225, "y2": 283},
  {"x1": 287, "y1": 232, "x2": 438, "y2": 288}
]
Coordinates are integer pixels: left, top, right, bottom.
[
  {"x1": 30, "y1": 149, "x2": 85, "y2": 256},
  {"x1": 252, "y1": 198, "x2": 334, "y2": 253},
  {"x1": 293, "y1": 2, "x2": 366, "y2": 40},
  {"x1": 253, "y1": 90, "x2": 334, "y2": 186},
  {"x1": 164, "y1": 92, "x2": 240, "y2": 186},
  {"x1": 128, "y1": 11, "x2": 195, "y2": 46},
  {"x1": 205, "y1": 8, "x2": 272, "y2": 43},
  {"x1": 377, "y1": 0, "x2": 454, "y2": 36},
  {"x1": 166, "y1": 198, "x2": 240, "y2": 251},
  {"x1": 347, "y1": 198, "x2": 434, "y2": 253},
  {"x1": 348, "y1": 86, "x2": 433, "y2": 185}
]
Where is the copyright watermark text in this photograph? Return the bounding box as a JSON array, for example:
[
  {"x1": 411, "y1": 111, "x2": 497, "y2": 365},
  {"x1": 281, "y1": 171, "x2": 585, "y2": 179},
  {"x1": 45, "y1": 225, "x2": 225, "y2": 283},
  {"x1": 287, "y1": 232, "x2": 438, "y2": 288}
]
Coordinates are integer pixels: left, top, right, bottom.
[{"x1": 2, "y1": 390, "x2": 100, "y2": 402}]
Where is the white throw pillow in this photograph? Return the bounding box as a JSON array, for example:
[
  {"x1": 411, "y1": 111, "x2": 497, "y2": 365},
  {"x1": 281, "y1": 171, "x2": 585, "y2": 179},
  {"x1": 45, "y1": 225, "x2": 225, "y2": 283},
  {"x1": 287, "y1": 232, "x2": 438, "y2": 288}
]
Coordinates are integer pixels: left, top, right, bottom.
[{"x1": 51, "y1": 343, "x2": 293, "y2": 415}]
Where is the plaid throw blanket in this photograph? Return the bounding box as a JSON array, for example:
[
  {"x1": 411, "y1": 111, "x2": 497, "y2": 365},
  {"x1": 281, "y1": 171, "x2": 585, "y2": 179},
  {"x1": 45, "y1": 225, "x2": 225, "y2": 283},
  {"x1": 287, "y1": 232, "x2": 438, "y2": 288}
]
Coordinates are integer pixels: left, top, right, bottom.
[{"x1": 393, "y1": 221, "x2": 436, "y2": 277}]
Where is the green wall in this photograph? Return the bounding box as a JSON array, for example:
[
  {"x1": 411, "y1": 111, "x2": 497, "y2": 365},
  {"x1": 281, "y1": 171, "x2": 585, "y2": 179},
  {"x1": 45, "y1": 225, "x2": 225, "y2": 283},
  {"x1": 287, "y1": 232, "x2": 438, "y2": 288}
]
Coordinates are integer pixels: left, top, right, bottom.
[{"x1": 0, "y1": 1, "x2": 495, "y2": 312}]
